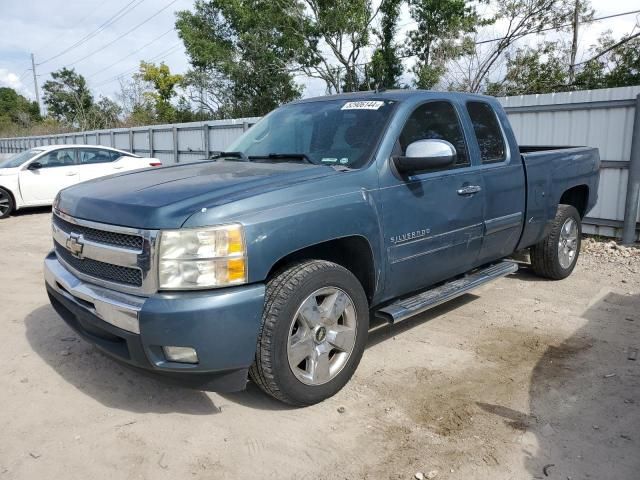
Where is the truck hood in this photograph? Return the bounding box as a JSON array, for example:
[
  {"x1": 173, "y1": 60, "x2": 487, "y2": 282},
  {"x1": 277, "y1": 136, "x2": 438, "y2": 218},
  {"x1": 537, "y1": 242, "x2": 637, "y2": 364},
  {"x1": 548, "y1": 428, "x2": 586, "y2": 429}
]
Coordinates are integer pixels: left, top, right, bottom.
[{"x1": 56, "y1": 160, "x2": 338, "y2": 229}]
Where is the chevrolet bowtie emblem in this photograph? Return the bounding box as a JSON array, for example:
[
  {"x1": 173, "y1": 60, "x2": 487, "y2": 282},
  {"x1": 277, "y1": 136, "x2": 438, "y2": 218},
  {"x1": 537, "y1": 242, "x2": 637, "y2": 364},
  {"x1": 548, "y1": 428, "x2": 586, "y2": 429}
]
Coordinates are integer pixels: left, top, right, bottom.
[{"x1": 66, "y1": 233, "x2": 85, "y2": 259}]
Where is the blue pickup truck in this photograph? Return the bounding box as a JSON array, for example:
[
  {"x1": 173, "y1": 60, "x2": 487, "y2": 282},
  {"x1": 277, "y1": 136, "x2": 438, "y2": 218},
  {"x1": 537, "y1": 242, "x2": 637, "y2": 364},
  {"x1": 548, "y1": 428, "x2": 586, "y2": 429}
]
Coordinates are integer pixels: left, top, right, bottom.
[{"x1": 45, "y1": 91, "x2": 600, "y2": 405}]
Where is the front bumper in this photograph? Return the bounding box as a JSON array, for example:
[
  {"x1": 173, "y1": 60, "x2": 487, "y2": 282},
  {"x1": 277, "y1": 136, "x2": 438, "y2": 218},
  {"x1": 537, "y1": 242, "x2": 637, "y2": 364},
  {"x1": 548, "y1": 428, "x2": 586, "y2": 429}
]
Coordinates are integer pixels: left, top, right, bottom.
[{"x1": 44, "y1": 251, "x2": 266, "y2": 392}]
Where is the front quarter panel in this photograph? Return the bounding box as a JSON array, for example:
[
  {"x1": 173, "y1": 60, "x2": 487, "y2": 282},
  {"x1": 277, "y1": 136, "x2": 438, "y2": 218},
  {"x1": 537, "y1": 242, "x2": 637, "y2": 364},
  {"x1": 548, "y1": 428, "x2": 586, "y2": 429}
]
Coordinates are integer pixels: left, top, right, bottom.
[
  {"x1": 0, "y1": 170, "x2": 22, "y2": 207},
  {"x1": 182, "y1": 168, "x2": 384, "y2": 296}
]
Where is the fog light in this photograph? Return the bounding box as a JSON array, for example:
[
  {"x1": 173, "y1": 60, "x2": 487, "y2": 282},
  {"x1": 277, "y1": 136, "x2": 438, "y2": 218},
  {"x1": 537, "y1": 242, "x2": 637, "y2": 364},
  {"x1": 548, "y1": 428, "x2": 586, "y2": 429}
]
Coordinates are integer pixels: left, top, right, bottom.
[{"x1": 162, "y1": 346, "x2": 198, "y2": 364}]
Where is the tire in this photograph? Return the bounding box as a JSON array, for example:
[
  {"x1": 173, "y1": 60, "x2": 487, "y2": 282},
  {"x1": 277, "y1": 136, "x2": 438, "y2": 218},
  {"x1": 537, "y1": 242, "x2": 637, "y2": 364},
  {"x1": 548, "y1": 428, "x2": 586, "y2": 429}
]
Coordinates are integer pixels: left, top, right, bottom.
[
  {"x1": 530, "y1": 204, "x2": 582, "y2": 280},
  {"x1": 0, "y1": 188, "x2": 15, "y2": 219},
  {"x1": 249, "y1": 260, "x2": 369, "y2": 406}
]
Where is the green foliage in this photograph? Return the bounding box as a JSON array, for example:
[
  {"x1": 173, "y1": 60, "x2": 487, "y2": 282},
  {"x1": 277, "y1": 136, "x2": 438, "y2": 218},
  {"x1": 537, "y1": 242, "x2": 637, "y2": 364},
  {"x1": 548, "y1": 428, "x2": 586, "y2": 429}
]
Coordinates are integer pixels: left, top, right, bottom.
[
  {"x1": 367, "y1": 0, "x2": 404, "y2": 89},
  {"x1": 42, "y1": 68, "x2": 94, "y2": 128},
  {"x1": 176, "y1": 0, "x2": 304, "y2": 117},
  {"x1": 485, "y1": 31, "x2": 640, "y2": 96},
  {"x1": 407, "y1": 0, "x2": 481, "y2": 89},
  {"x1": 135, "y1": 61, "x2": 183, "y2": 123},
  {"x1": 0, "y1": 87, "x2": 40, "y2": 135},
  {"x1": 486, "y1": 42, "x2": 569, "y2": 96},
  {"x1": 574, "y1": 33, "x2": 640, "y2": 90}
]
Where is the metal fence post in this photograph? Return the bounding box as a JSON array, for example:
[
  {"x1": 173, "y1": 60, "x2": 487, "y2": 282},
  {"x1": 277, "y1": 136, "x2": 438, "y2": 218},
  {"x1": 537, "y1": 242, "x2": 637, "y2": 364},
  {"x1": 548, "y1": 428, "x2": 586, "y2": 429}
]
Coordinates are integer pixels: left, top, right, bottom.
[
  {"x1": 622, "y1": 94, "x2": 640, "y2": 244},
  {"x1": 128, "y1": 129, "x2": 133, "y2": 153},
  {"x1": 172, "y1": 126, "x2": 178, "y2": 163},
  {"x1": 202, "y1": 123, "x2": 210, "y2": 159},
  {"x1": 110, "y1": 131, "x2": 115, "y2": 148},
  {"x1": 148, "y1": 128, "x2": 154, "y2": 158}
]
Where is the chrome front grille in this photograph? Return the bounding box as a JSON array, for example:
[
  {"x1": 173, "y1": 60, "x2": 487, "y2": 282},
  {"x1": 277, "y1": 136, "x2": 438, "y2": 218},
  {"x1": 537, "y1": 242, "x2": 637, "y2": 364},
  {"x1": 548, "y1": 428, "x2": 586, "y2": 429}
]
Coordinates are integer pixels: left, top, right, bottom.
[
  {"x1": 53, "y1": 215, "x2": 143, "y2": 250},
  {"x1": 54, "y1": 241, "x2": 143, "y2": 286},
  {"x1": 52, "y1": 210, "x2": 159, "y2": 295}
]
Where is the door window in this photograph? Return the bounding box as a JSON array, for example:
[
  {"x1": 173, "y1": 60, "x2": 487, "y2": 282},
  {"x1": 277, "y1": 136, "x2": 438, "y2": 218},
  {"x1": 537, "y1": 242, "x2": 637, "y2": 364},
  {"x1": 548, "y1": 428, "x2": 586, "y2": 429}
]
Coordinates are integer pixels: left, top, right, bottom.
[
  {"x1": 399, "y1": 101, "x2": 469, "y2": 169},
  {"x1": 466, "y1": 102, "x2": 507, "y2": 163},
  {"x1": 37, "y1": 149, "x2": 76, "y2": 168},
  {"x1": 79, "y1": 148, "x2": 118, "y2": 165}
]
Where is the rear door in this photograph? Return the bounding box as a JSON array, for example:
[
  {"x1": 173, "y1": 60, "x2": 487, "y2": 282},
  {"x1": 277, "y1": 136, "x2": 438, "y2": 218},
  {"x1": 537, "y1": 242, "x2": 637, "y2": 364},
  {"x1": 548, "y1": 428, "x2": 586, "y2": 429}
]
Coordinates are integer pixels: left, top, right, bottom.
[
  {"x1": 77, "y1": 148, "x2": 126, "y2": 182},
  {"x1": 464, "y1": 101, "x2": 526, "y2": 264},
  {"x1": 379, "y1": 100, "x2": 485, "y2": 299},
  {"x1": 19, "y1": 149, "x2": 79, "y2": 204}
]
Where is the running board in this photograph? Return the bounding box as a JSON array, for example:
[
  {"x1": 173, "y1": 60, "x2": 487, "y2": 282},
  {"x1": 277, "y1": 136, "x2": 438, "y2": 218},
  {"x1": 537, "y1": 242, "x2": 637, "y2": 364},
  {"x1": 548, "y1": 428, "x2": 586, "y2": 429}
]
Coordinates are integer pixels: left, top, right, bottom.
[{"x1": 376, "y1": 261, "x2": 518, "y2": 324}]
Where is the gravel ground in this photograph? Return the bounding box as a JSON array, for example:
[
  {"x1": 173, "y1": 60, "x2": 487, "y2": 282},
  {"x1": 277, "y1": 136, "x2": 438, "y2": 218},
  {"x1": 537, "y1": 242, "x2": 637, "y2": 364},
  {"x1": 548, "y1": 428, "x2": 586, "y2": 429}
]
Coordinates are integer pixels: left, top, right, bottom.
[{"x1": 0, "y1": 209, "x2": 638, "y2": 480}]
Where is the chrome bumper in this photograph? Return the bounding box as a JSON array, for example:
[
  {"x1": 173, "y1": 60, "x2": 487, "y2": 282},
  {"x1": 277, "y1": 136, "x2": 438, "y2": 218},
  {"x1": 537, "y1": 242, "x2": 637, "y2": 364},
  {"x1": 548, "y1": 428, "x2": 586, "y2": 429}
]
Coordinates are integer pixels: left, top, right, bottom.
[{"x1": 44, "y1": 252, "x2": 144, "y2": 334}]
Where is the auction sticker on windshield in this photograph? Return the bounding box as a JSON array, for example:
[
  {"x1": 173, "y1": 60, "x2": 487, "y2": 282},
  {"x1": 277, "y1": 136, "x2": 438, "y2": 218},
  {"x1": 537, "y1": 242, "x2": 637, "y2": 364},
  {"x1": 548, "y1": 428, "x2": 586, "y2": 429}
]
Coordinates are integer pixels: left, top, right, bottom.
[{"x1": 341, "y1": 101, "x2": 385, "y2": 110}]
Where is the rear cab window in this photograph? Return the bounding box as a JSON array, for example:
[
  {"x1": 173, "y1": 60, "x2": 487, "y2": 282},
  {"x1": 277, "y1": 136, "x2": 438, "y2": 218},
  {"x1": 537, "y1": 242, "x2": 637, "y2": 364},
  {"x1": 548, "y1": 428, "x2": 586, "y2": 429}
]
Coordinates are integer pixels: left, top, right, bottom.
[{"x1": 466, "y1": 101, "x2": 507, "y2": 164}]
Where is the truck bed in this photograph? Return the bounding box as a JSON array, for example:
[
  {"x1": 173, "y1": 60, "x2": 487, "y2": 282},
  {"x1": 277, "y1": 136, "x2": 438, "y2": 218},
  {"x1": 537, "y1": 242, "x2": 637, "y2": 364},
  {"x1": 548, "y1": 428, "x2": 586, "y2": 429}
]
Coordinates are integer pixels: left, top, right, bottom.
[{"x1": 517, "y1": 146, "x2": 600, "y2": 250}]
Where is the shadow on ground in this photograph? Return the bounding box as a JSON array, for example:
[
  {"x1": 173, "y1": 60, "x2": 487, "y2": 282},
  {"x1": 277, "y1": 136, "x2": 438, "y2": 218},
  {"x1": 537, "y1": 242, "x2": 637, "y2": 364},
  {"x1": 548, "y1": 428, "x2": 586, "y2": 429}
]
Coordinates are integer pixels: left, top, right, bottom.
[
  {"x1": 24, "y1": 305, "x2": 221, "y2": 415},
  {"x1": 12, "y1": 206, "x2": 52, "y2": 217},
  {"x1": 490, "y1": 291, "x2": 640, "y2": 479}
]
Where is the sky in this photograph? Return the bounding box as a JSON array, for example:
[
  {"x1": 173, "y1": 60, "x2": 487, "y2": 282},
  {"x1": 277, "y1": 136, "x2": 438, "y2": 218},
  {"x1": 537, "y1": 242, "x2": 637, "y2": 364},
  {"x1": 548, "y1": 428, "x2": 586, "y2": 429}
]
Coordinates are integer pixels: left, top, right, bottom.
[{"x1": 0, "y1": 0, "x2": 639, "y2": 106}]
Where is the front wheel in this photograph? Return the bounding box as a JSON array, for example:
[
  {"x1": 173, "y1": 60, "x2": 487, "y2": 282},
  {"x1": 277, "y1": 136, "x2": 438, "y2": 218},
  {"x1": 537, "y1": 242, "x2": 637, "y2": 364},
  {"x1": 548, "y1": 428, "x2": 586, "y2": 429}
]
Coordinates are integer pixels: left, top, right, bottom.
[
  {"x1": 0, "y1": 188, "x2": 15, "y2": 219},
  {"x1": 249, "y1": 260, "x2": 369, "y2": 406},
  {"x1": 530, "y1": 204, "x2": 582, "y2": 280}
]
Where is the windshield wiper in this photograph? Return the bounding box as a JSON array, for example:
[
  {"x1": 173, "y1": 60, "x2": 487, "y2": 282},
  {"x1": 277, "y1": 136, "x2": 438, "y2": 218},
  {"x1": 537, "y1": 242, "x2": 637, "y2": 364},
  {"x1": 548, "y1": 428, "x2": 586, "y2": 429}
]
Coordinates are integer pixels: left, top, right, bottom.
[
  {"x1": 210, "y1": 151, "x2": 249, "y2": 161},
  {"x1": 248, "y1": 153, "x2": 316, "y2": 165}
]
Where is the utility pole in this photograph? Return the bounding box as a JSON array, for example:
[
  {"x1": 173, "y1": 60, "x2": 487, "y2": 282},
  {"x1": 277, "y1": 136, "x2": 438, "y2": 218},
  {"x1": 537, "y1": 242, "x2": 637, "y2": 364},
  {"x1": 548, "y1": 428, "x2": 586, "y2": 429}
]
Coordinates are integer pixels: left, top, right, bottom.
[
  {"x1": 568, "y1": 0, "x2": 580, "y2": 85},
  {"x1": 30, "y1": 53, "x2": 41, "y2": 115}
]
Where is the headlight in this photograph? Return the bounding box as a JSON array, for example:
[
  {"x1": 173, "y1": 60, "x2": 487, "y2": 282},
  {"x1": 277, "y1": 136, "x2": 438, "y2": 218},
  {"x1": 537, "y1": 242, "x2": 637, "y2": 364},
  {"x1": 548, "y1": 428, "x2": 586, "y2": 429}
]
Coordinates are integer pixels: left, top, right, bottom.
[{"x1": 158, "y1": 224, "x2": 247, "y2": 289}]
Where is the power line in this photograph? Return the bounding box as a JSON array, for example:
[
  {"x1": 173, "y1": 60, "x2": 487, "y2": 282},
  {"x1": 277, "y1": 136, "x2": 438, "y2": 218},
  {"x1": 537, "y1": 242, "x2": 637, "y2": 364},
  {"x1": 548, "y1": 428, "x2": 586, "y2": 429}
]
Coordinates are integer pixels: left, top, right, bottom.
[
  {"x1": 37, "y1": 0, "x2": 146, "y2": 65},
  {"x1": 474, "y1": 8, "x2": 640, "y2": 45},
  {"x1": 65, "y1": 0, "x2": 179, "y2": 68},
  {"x1": 92, "y1": 42, "x2": 182, "y2": 88},
  {"x1": 87, "y1": 28, "x2": 175, "y2": 79}
]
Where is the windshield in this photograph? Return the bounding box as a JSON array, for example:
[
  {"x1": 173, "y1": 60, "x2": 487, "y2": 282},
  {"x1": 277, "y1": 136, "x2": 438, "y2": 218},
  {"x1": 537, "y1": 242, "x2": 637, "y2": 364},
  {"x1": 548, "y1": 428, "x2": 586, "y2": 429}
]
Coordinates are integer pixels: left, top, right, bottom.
[
  {"x1": 226, "y1": 99, "x2": 398, "y2": 169},
  {"x1": 0, "y1": 149, "x2": 44, "y2": 168}
]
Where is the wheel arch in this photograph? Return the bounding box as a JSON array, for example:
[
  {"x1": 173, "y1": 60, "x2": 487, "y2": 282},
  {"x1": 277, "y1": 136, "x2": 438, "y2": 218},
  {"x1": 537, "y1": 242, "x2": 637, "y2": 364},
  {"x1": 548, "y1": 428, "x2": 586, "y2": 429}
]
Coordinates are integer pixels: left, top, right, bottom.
[
  {"x1": 266, "y1": 236, "x2": 377, "y2": 302},
  {"x1": 559, "y1": 184, "x2": 589, "y2": 218}
]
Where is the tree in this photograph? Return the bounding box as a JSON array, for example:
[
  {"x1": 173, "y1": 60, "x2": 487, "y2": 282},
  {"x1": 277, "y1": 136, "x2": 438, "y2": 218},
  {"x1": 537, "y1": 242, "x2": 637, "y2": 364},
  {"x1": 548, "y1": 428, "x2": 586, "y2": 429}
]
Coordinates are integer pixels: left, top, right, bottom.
[
  {"x1": 407, "y1": 0, "x2": 481, "y2": 89},
  {"x1": 0, "y1": 87, "x2": 40, "y2": 125},
  {"x1": 296, "y1": 0, "x2": 380, "y2": 93},
  {"x1": 176, "y1": 0, "x2": 304, "y2": 117},
  {"x1": 447, "y1": 0, "x2": 574, "y2": 92},
  {"x1": 89, "y1": 97, "x2": 122, "y2": 129},
  {"x1": 136, "y1": 61, "x2": 183, "y2": 123},
  {"x1": 42, "y1": 68, "x2": 94, "y2": 128},
  {"x1": 574, "y1": 32, "x2": 640, "y2": 89},
  {"x1": 367, "y1": 0, "x2": 404, "y2": 89},
  {"x1": 485, "y1": 42, "x2": 569, "y2": 95}
]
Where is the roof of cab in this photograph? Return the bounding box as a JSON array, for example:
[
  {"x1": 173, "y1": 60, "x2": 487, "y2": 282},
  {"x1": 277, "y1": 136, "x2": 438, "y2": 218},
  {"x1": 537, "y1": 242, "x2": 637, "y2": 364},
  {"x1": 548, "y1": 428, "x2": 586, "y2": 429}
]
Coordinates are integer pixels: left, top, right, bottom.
[
  {"x1": 289, "y1": 89, "x2": 496, "y2": 105},
  {"x1": 31, "y1": 144, "x2": 127, "y2": 152}
]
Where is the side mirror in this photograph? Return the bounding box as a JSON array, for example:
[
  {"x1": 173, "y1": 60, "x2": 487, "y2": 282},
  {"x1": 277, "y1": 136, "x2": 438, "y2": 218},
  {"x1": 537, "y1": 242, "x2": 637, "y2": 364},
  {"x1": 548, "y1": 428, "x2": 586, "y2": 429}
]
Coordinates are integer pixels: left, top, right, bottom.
[
  {"x1": 393, "y1": 139, "x2": 457, "y2": 175},
  {"x1": 27, "y1": 161, "x2": 43, "y2": 171}
]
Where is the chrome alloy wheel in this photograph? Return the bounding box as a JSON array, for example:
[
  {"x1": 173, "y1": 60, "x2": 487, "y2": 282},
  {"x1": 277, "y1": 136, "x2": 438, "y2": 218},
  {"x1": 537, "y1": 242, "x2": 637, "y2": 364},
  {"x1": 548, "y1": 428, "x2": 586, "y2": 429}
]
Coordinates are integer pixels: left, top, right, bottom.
[
  {"x1": 287, "y1": 287, "x2": 357, "y2": 386},
  {"x1": 558, "y1": 217, "x2": 579, "y2": 269},
  {"x1": 0, "y1": 190, "x2": 10, "y2": 217}
]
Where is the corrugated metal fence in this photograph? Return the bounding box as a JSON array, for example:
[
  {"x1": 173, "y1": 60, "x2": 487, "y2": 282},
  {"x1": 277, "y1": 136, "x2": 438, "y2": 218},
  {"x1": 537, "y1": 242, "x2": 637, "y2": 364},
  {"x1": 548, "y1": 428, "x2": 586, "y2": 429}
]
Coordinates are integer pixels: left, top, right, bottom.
[
  {"x1": 498, "y1": 86, "x2": 640, "y2": 240},
  {"x1": 1, "y1": 86, "x2": 639, "y2": 240},
  {"x1": 0, "y1": 117, "x2": 260, "y2": 165}
]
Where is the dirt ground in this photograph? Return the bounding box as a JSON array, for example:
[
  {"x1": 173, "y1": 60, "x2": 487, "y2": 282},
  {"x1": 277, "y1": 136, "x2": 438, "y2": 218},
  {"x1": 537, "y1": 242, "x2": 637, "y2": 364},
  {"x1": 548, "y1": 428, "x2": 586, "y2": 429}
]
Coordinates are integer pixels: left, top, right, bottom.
[{"x1": 1, "y1": 209, "x2": 638, "y2": 480}]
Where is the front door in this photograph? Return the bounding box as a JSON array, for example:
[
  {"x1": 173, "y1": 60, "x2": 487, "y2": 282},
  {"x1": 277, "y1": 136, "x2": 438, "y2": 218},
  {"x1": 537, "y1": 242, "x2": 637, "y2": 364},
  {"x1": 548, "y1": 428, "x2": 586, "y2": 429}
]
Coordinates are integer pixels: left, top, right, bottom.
[
  {"x1": 19, "y1": 149, "x2": 79, "y2": 204},
  {"x1": 379, "y1": 100, "x2": 484, "y2": 299}
]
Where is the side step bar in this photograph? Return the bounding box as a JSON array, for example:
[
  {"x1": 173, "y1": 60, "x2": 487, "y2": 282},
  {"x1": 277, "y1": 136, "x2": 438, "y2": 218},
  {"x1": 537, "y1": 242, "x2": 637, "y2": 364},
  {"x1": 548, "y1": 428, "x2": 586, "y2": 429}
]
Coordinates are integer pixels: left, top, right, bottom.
[{"x1": 376, "y1": 261, "x2": 518, "y2": 324}]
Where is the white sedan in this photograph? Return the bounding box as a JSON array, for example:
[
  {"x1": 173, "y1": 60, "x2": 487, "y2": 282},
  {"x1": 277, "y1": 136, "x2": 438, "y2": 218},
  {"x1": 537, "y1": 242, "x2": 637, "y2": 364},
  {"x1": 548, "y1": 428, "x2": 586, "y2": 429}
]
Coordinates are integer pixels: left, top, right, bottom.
[{"x1": 0, "y1": 145, "x2": 162, "y2": 218}]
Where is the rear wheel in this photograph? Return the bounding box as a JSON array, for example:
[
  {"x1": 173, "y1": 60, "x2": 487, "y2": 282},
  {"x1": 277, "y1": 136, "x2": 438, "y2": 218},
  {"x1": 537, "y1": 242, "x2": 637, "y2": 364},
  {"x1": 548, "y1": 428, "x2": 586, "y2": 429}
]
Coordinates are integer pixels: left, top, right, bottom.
[
  {"x1": 530, "y1": 204, "x2": 581, "y2": 280},
  {"x1": 249, "y1": 260, "x2": 369, "y2": 406},
  {"x1": 0, "y1": 188, "x2": 14, "y2": 219}
]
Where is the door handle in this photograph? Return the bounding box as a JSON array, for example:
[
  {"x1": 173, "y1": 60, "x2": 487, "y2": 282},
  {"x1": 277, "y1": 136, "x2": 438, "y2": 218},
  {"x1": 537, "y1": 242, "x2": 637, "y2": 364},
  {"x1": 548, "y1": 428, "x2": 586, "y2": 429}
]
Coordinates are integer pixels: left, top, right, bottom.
[
  {"x1": 65, "y1": 171, "x2": 78, "y2": 176},
  {"x1": 457, "y1": 185, "x2": 482, "y2": 195}
]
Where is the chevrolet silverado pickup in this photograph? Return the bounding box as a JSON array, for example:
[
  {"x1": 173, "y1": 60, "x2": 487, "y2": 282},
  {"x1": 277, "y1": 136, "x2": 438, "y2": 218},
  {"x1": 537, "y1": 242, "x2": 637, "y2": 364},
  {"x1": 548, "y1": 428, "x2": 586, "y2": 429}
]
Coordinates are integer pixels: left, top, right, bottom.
[{"x1": 45, "y1": 91, "x2": 600, "y2": 406}]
